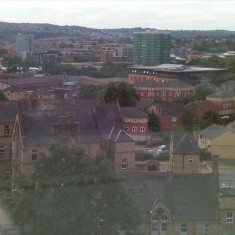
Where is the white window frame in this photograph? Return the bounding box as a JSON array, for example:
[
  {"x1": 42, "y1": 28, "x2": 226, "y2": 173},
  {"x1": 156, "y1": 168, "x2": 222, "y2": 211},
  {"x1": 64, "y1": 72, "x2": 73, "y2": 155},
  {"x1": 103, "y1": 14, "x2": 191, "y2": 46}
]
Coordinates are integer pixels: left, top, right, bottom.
[
  {"x1": 203, "y1": 223, "x2": 210, "y2": 235},
  {"x1": 180, "y1": 224, "x2": 187, "y2": 234},
  {"x1": 32, "y1": 149, "x2": 38, "y2": 161},
  {"x1": 226, "y1": 212, "x2": 233, "y2": 223},
  {"x1": 140, "y1": 127, "x2": 145, "y2": 132},
  {"x1": 121, "y1": 159, "x2": 128, "y2": 170},
  {"x1": 132, "y1": 127, "x2": 137, "y2": 132}
]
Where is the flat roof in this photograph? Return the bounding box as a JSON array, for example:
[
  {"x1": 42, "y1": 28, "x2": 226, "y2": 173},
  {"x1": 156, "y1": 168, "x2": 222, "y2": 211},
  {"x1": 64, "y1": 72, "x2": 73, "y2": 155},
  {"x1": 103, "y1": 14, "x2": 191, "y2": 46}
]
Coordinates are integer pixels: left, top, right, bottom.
[{"x1": 129, "y1": 64, "x2": 227, "y2": 73}]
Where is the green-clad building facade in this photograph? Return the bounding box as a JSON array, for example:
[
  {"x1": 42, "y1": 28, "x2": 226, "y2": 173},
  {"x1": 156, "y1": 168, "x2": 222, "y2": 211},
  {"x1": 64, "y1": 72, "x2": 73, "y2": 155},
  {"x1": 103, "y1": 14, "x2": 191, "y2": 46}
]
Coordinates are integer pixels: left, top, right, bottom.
[{"x1": 133, "y1": 31, "x2": 171, "y2": 66}]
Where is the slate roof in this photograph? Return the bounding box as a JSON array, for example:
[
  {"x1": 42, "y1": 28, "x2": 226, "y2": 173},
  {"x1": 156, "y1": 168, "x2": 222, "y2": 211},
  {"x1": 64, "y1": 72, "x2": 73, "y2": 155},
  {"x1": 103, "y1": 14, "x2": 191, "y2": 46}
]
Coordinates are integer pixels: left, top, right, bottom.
[
  {"x1": 120, "y1": 107, "x2": 148, "y2": 119},
  {"x1": 198, "y1": 124, "x2": 227, "y2": 140},
  {"x1": 157, "y1": 103, "x2": 184, "y2": 117},
  {"x1": 0, "y1": 101, "x2": 27, "y2": 122},
  {"x1": 20, "y1": 111, "x2": 63, "y2": 146},
  {"x1": 207, "y1": 90, "x2": 235, "y2": 99},
  {"x1": 172, "y1": 133, "x2": 200, "y2": 155},
  {"x1": 121, "y1": 172, "x2": 218, "y2": 221},
  {"x1": 19, "y1": 109, "x2": 101, "y2": 146},
  {"x1": 186, "y1": 100, "x2": 219, "y2": 113},
  {"x1": 93, "y1": 103, "x2": 124, "y2": 138},
  {"x1": 108, "y1": 129, "x2": 134, "y2": 143}
]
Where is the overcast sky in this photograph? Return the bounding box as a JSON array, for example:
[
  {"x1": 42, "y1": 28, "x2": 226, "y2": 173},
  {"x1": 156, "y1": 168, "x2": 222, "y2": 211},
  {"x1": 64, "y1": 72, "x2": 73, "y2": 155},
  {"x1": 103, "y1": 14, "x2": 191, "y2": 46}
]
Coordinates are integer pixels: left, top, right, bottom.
[{"x1": 1, "y1": 1, "x2": 234, "y2": 30}]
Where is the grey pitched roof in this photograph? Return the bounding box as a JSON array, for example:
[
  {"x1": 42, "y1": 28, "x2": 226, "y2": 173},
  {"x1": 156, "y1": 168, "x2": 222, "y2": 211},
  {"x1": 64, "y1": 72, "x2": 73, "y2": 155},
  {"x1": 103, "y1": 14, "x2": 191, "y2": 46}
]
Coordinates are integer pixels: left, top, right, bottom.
[
  {"x1": 120, "y1": 107, "x2": 148, "y2": 119},
  {"x1": 207, "y1": 90, "x2": 235, "y2": 99},
  {"x1": 172, "y1": 133, "x2": 199, "y2": 155},
  {"x1": 93, "y1": 103, "x2": 124, "y2": 138},
  {"x1": 0, "y1": 101, "x2": 27, "y2": 122},
  {"x1": 122, "y1": 172, "x2": 218, "y2": 221},
  {"x1": 157, "y1": 103, "x2": 184, "y2": 116},
  {"x1": 198, "y1": 124, "x2": 227, "y2": 140},
  {"x1": 20, "y1": 109, "x2": 101, "y2": 146},
  {"x1": 108, "y1": 129, "x2": 134, "y2": 143},
  {"x1": 186, "y1": 100, "x2": 219, "y2": 112}
]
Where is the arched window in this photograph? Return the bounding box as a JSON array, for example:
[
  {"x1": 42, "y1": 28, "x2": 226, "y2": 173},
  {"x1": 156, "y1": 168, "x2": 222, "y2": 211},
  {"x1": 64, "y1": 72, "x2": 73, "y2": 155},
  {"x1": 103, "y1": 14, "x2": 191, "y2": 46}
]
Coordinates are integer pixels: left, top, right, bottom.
[
  {"x1": 151, "y1": 215, "x2": 158, "y2": 222},
  {"x1": 161, "y1": 215, "x2": 168, "y2": 222},
  {"x1": 121, "y1": 159, "x2": 128, "y2": 170}
]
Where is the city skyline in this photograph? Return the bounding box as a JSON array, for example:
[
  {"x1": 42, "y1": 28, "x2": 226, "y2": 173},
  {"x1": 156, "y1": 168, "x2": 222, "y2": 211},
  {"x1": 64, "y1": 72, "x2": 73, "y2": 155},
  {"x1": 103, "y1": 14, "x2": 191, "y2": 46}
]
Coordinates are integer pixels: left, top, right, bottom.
[{"x1": 0, "y1": 1, "x2": 234, "y2": 31}]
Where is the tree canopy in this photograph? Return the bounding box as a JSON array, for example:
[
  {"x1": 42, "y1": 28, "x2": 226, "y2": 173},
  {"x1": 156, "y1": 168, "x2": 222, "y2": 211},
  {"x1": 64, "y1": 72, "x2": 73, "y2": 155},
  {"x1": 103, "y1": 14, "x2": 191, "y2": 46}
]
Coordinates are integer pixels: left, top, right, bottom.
[
  {"x1": 0, "y1": 90, "x2": 8, "y2": 101},
  {"x1": 103, "y1": 82, "x2": 139, "y2": 107},
  {"x1": 13, "y1": 144, "x2": 142, "y2": 235},
  {"x1": 199, "y1": 110, "x2": 223, "y2": 129},
  {"x1": 79, "y1": 84, "x2": 104, "y2": 99}
]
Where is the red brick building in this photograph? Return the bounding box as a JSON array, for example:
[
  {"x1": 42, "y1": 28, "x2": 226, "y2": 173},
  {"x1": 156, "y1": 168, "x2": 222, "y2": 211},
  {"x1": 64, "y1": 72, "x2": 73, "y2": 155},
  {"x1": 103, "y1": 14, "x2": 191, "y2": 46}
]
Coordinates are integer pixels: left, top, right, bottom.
[
  {"x1": 152, "y1": 103, "x2": 184, "y2": 131},
  {"x1": 186, "y1": 100, "x2": 220, "y2": 118},
  {"x1": 120, "y1": 107, "x2": 149, "y2": 141},
  {"x1": 128, "y1": 73, "x2": 176, "y2": 84},
  {"x1": 134, "y1": 80, "x2": 195, "y2": 103}
]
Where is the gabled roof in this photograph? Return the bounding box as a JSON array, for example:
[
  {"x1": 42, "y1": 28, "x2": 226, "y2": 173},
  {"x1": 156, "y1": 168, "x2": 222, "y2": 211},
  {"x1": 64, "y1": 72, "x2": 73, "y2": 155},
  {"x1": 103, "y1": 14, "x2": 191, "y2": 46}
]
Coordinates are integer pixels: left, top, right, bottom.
[
  {"x1": 122, "y1": 172, "x2": 218, "y2": 221},
  {"x1": 186, "y1": 100, "x2": 219, "y2": 113},
  {"x1": 172, "y1": 133, "x2": 199, "y2": 155},
  {"x1": 120, "y1": 107, "x2": 148, "y2": 119},
  {"x1": 199, "y1": 124, "x2": 227, "y2": 140},
  {"x1": 108, "y1": 128, "x2": 134, "y2": 143},
  {"x1": 157, "y1": 103, "x2": 184, "y2": 117}
]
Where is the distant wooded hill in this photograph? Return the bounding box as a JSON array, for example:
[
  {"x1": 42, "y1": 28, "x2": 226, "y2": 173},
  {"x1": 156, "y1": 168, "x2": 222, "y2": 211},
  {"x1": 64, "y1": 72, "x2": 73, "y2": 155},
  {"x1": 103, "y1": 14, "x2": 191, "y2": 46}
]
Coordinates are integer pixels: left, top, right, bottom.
[{"x1": 0, "y1": 21, "x2": 234, "y2": 41}]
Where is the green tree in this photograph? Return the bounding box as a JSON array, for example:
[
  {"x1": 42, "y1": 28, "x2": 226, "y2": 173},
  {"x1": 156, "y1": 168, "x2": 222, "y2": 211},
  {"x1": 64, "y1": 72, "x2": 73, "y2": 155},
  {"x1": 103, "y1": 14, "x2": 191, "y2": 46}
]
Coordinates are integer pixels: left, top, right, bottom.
[
  {"x1": 199, "y1": 111, "x2": 223, "y2": 129},
  {"x1": 0, "y1": 90, "x2": 8, "y2": 101},
  {"x1": 104, "y1": 82, "x2": 139, "y2": 107},
  {"x1": 13, "y1": 144, "x2": 142, "y2": 235},
  {"x1": 79, "y1": 84, "x2": 104, "y2": 99},
  {"x1": 195, "y1": 83, "x2": 214, "y2": 100},
  {"x1": 146, "y1": 111, "x2": 160, "y2": 132},
  {"x1": 181, "y1": 109, "x2": 197, "y2": 131}
]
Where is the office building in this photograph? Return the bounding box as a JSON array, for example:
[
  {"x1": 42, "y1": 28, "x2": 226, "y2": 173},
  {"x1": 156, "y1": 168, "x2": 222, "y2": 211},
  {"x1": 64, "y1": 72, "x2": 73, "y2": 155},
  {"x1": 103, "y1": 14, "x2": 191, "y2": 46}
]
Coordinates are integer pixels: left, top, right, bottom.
[
  {"x1": 16, "y1": 33, "x2": 34, "y2": 59},
  {"x1": 133, "y1": 31, "x2": 171, "y2": 66}
]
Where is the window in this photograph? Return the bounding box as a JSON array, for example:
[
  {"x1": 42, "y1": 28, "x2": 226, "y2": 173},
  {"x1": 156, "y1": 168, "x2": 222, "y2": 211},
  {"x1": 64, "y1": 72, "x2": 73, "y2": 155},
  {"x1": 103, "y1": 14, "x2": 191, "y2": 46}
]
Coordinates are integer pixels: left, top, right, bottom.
[
  {"x1": 4, "y1": 170, "x2": 11, "y2": 181},
  {"x1": 133, "y1": 119, "x2": 137, "y2": 123},
  {"x1": 125, "y1": 127, "x2": 129, "y2": 132},
  {"x1": 188, "y1": 159, "x2": 193, "y2": 163},
  {"x1": 121, "y1": 159, "x2": 128, "y2": 170},
  {"x1": 98, "y1": 215, "x2": 105, "y2": 227},
  {"x1": 32, "y1": 149, "x2": 38, "y2": 161},
  {"x1": 161, "y1": 215, "x2": 168, "y2": 222},
  {"x1": 4, "y1": 125, "x2": 10, "y2": 136},
  {"x1": 9, "y1": 144, "x2": 12, "y2": 159},
  {"x1": 161, "y1": 222, "x2": 167, "y2": 232},
  {"x1": 226, "y1": 212, "x2": 233, "y2": 223},
  {"x1": 151, "y1": 215, "x2": 158, "y2": 222},
  {"x1": 0, "y1": 144, "x2": 5, "y2": 159},
  {"x1": 140, "y1": 127, "x2": 145, "y2": 132},
  {"x1": 203, "y1": 224, "x2": 210, "y2": 235},
  {"x1": 180, "y1": 224, "x2": 187, "y2": 235},
  {"x1": 132, "y1": 127, "x2": 137, "y2": 132},
  {"x1": 172, "y1": 117, "x2": 177, "y2": 122}
]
